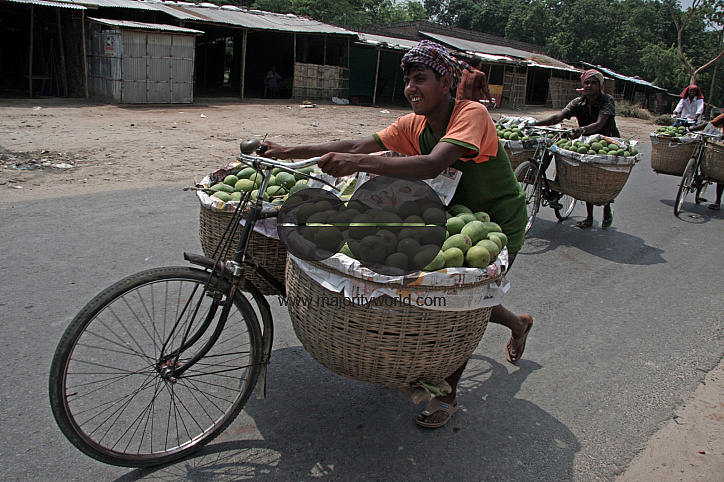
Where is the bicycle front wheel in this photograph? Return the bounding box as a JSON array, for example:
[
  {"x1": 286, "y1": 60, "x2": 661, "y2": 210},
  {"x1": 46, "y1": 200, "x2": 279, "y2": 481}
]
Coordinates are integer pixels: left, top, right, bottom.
[
  {"x1": 675, "y1": 158, "x2": 697, "y2": 216},
  {"x1": 49, "y1": 267, "x2": 263, "y2": 467},
  {"x1": 554, "y1": 194, "x2": 576, "y2": 220},
  {"x1": 514, "y1": 161, "x2": 541, "y2": 234}
]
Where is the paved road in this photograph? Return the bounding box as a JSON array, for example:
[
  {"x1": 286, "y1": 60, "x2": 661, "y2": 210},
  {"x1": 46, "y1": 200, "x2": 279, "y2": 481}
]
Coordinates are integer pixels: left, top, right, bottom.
[{"x1": 1, "y1": 142, "x2": 723, "y2": 480}]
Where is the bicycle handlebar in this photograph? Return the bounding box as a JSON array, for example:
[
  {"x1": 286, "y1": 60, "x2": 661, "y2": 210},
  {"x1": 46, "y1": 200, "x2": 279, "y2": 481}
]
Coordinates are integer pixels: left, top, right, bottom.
[{"x1": 237, "y1": 152, "x2": 321, "y2": 171}]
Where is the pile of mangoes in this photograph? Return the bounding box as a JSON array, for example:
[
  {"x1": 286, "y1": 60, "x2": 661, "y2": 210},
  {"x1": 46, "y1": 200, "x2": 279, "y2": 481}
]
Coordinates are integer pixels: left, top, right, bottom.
[
  {"x1": 206, "y1": 165, "x2": 314, "y2": 204},
  {"x1": 555, "y1": 138, "x2": 639, "y2": 157},
  {"x1": 655, "y1": 125, "x2": 688, "y2": 138}
]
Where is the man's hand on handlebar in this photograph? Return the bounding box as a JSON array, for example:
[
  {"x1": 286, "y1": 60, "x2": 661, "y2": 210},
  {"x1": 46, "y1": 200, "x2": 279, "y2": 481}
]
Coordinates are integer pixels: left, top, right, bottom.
[{"x1": 259, "y1": 141, "x2": 289, "y2": 159}]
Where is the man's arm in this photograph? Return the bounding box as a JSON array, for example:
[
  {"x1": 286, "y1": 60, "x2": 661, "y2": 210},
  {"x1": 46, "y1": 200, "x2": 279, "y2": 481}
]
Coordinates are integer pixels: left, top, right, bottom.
[
  {"x1": 261, "y1": 136, "x2": 470, "y2": 179},
  {"x1": 317, "y1": 141, "x2": 470, "y2": 178},
  {"x1": 574, "y1": 113, "x2": 611, "y2": 137},
  {"x1": 534, "y1": 111, "x2": 567, "y2": 126},
  {"x1": 262, "y1": 137, "x2": 382, "y2": 160}
]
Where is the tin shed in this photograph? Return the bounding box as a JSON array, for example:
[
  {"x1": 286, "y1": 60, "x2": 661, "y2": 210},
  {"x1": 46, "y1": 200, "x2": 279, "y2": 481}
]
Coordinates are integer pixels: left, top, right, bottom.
[{"x1": 87, "y1": 18, "x2": 203, "y2": 104}]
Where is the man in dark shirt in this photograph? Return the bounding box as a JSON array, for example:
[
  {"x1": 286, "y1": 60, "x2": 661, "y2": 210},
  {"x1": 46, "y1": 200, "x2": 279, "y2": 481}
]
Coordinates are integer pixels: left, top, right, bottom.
[{"x1": 531, "y1": 69, "x2": 618, "y2": 228}]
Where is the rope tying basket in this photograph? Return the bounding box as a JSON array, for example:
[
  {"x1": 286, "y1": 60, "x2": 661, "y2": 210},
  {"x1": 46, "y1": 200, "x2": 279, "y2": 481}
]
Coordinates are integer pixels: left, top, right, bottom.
[
  {"x1": 701, "y1": 140, "x2": 724, "y2": 183},
  {"x1": 198, "y1": 206, "x2": 287, "y2": 295},
  {"x1": 554, "y1": 146, "x2": 638, "y2": 206},
  {"x1": 285, "y1": 256, "x2": 502, "y2": 389},
  {"x1": 649, "y1": 134, "x2": 698, "y2": 176}
]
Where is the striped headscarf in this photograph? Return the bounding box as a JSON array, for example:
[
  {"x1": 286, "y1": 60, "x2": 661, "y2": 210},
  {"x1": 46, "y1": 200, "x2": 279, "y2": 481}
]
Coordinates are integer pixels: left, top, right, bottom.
[
  {"x1": 577, "y1": 69, "x2": 605, "y2": 93},
  {"x1": 401, "y1": 40, "x2": 469, "y2": 89}
]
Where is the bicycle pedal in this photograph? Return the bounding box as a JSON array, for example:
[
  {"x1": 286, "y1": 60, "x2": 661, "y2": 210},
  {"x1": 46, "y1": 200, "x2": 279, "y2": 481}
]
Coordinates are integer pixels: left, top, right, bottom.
[{"x1": 548, "y1": 201, "x2": 563, "y2": 210}]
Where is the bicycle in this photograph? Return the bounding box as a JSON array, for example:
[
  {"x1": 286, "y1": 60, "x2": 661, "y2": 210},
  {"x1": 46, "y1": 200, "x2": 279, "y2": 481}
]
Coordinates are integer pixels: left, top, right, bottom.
[
  {"x1": 674, "y1": 131, "x2": 722, "y2": 216},
  {"x1": 512, "y1": 126, "x2": 577, "y2": 233},
  {"x1": 49, "y1": 148, "x2": 322, "y2": 467}
]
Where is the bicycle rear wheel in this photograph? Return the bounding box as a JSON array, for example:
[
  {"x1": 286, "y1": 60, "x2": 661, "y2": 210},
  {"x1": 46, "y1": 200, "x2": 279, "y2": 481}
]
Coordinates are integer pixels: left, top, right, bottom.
[
  {"x1": 49, "y1": 267, "x2": 262, "y2": 467},
  {"x1": 514, "y1": 161, "x2": 541, "y2": 234},
  {"x1": 554, "y1": 195, "x2": 576, "y2": 220},
  {"x1": 674, "y1": 158, "x2": 697, "y2": 216}
]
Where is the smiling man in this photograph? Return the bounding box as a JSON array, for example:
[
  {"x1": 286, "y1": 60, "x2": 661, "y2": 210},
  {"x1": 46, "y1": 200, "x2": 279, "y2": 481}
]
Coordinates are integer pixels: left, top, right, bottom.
[{"x1": 261, "y1": 40, "x2": 532, "y2": 428}]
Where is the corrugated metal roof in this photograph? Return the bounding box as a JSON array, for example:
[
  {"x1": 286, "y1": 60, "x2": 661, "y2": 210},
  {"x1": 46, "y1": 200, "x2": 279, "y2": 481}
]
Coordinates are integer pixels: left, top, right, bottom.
[
  {"x1": 5, "y1": 0, "x2": 86, "y2": 9},
  {"x1": 50, "y1": 0, "x2": 160, "y2": 9},
  {"x1": 355, "y1": 32, "x2": 418, "y2": 51},
  {"x1": 421, "y1": 32, "x2": 537, "y2": 60},
  {"x1": 421, "y1": 31, "x2": 574, "y2": 70},
  {"x1": 88, "y1": 16, "x2": 203, "y2": 33},
  {"x1": 579, "y1": 61, "x2": 667, "y2": 91},
  {"x1": 34, "y1": 0, "x2": 360, "y2": 34},
  {"x1": 147, "y1": 1, "x2": 358, "y2": 35}
]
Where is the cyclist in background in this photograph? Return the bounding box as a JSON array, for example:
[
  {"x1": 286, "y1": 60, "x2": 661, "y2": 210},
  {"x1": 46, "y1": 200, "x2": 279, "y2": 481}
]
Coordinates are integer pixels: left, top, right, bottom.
[
  {"x1": 672, "y1": 85, "x2": 705, "y2": 127},
  {"x1": 529, "y1": 69, "x2": 618, "y2": 229},
  {"x1": 690, "y1": 112, "x2": 724, "y2": 210}
]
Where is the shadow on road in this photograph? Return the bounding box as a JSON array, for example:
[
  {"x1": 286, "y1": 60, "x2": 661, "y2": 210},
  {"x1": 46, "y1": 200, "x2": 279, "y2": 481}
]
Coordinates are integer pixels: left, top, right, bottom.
[
  {"x1": 523, "y1": 217, "x2": 666, "y2": 266},
  {"x1": 660, "y1": 198, "x2": 717, "y2": 224},
  {"x1": 119, "y1": 349, "x2": 580, "y2": 481}
]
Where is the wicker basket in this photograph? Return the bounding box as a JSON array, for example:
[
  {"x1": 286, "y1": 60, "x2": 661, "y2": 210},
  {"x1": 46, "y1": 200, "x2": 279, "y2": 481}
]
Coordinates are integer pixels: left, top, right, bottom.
[
  {"x1": 701, "y1": 140, "x2": 724, "y2": 183},
  {"x1": 504, "y1": 145, "x2": 534, "y2": 171},
  {"x1": 650, "y1": 134, "x2": 697, "y2": 176},
  {"x1": 554, "y1": 151, "x2": 634, "y2": 205},
  {"x1": 285, "y1": 257, "x2": 497, "y2": 389},
  {"x1": 198, "y1": 205, "x2": 287, "y2": 295}
]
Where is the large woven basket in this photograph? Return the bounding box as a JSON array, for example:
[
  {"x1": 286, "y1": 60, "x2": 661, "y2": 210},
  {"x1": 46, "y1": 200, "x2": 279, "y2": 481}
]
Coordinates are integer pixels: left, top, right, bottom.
[
  {"x1": 650, "y1": 135, "x2": 697, "y2": 176},
  {"x1": 701, "y1": 140, "x2": 724, "y2": 183},
  {"x1": 504, "y1": 145, "x2": 534, "y2": 171},
  {"x1": 554, "y1": 152, "x2": 634, "y2": 205},
  {"x1": 285, "y1": 257, "x2": 496, "y2": 389},
  {"x1": 198, "y1": 205, "x2": 287, "y2": 295}
]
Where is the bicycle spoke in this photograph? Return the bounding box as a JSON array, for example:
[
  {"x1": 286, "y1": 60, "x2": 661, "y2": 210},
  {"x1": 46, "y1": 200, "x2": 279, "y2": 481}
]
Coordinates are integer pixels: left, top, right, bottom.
[{"x1": 50, "y1": 268, "x2": 262, "y2": 466}]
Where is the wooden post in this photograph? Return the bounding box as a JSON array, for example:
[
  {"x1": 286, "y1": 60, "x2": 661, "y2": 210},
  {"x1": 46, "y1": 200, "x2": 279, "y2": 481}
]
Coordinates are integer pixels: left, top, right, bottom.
[
  {"x1": 56, "y1": 8, "x2": 68, "y2": 97},
  {"x1": 82, "y1": 11, "x2": 88, "y2": 98},
  {"x1": 29, "y1": 5, "x2": 34, "y2": 98},
  {"x1": 240, "y1": 29, "x2": 247, "y2": 100},
  {"x1": 372, "y1": 47, "x2": 381, "y2": 108}
]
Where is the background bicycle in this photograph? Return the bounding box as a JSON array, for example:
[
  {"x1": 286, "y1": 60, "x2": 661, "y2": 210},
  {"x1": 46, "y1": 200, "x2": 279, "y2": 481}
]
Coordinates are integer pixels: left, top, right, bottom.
[{"x1": 674, "y1": 132, "x2": 724, "y2": 216}]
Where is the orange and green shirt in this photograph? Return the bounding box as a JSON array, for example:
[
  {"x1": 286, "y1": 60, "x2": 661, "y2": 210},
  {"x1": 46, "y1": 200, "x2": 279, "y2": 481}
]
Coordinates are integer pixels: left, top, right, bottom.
[{"x1": 373, "y1": 99, "x2": 527, "y2": 253}]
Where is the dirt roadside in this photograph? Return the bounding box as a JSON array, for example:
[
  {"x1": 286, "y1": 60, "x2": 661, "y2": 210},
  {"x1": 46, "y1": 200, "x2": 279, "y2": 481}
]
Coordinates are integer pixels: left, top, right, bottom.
[{"x1": 1, "y1": 97, "x2": 722, "y2": 478}]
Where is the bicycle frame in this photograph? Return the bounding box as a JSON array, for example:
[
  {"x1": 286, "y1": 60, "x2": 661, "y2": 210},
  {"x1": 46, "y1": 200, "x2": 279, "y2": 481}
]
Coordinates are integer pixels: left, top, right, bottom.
[{"x1": 166, "y1": 154, "x2": 321, "y2": 391}]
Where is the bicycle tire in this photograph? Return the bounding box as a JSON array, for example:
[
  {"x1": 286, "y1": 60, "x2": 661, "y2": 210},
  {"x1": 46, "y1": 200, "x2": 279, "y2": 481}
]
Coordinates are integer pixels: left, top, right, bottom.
[
  {"x1": 675, "y1": 158, "x2": 697, "y2": 216},
  {"x1": 554, "y1": 195, "x2": 576, "y2": 221},
  {"x1": 514, "y1": 161, "x2": 541, "y2": 234},
  {"x1": 49, "y1": 266, "x2": 263, "y2": 467}
]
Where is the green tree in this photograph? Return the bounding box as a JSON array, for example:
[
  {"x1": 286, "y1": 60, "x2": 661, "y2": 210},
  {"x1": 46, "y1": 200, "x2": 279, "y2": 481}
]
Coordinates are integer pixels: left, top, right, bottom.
[{"x1": 665, "y1": 0, "x2": 724, "y2": 84}]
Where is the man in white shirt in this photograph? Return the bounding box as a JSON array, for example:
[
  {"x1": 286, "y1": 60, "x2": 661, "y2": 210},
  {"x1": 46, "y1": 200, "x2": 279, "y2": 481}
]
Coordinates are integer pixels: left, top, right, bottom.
[{"x1": 672, "y1": 84, "x2": 705, "y2": 127}]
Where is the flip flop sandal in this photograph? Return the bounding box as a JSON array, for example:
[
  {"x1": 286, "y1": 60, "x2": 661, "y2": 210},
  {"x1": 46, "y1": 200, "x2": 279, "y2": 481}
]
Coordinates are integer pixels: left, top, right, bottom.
[
  {"x1": 416, "y1": 398, "x2": 459, "y2": 429},
  {"x1": 602, "y1": 209, "x2": 614, "y2": 229},
  {"x1": 506, "y1": 319, "x2": 533, "y2": 364},
  {"x1": 709, "y1": 203, "x2": 721, "y2": 210},
  {"x1": 575, "y1": 220, "x2": 593, "y2": 229}
]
